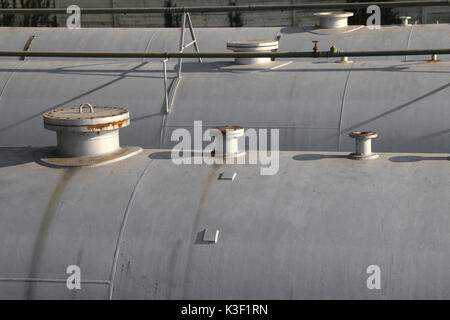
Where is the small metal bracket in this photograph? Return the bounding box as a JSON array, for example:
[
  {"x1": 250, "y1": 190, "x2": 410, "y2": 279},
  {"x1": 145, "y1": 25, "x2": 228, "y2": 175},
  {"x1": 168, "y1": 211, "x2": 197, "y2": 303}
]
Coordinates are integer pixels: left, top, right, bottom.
[
  {"x1": 203, "y1": 229, "x2": 220, "y2": 244},
  {"x1": 79, "y1": 103, "x2": 94, "y2": 113},
  {"x1": 162, "y1": 11, "x2": 201, "y2": 114},
  {"x1": 20, "y1": 34, "x2": 36, "y2": 61},
  {"x1": 312, "y1": 40, "x2": 320, "y2": 56},
  {"x1": 178, "y1": 12, "x2": 201, "y2": 78},
  {"x1": 271, "y1": 35, "x2": 281, "y2": 61},
  {"x1": 219, "y1": 172, "x2": 237, "y2": 181},
  {"x1": 162, "y1": 58, "x2": 170, "y2": 114}
]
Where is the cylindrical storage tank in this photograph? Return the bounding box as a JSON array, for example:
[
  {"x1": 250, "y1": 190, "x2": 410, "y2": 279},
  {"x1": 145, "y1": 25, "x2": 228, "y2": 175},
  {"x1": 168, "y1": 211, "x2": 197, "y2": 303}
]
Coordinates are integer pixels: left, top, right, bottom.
[
  {"x1": 0, "y1": 26, "x2": 449, "y2": 152},
  {"x1": 0, "y1": 59, "x2": 449, "y2": 154},
  {"x1": 0, "y1": 147, "x2": 449, "y2": 299}
]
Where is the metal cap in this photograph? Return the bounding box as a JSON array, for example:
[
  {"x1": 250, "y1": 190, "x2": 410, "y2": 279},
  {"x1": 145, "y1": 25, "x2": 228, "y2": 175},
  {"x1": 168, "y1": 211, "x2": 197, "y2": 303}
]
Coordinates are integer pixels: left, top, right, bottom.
[
  {"x1": 42, "y1": 103, "x2": 134, "y2": 160},
  {"x1": 349, "y1": 131, "x2": 378, "y2": 139},
  {"x1": 348, "y1": 131, "x2": 379, "y2": 160},
  {"x1": 43, "y1": 104, "x2": 130, "y2": 133},
  {"x1": 226, "y1": 40, "x2": 279, "y2": 50},
  {"x1": 226, "y1": 40, "x2": 279, "y2": 65},
  {"x1": 400, "y1": 16, "x2": 412, "y2": 25},
  {"x1": 314, "y1": 11, "x2": 354, "y2": 29}
]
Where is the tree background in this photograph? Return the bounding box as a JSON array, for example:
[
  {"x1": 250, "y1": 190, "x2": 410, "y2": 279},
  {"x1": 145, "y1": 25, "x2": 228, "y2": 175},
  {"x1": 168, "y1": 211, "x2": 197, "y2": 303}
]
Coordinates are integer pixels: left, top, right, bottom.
[
  {"x1": 347, "y1": 0, "x2": 398, "y2": 25},
  {"x1": 0, "y1": 0, "x2": 57, "y2": 27}
]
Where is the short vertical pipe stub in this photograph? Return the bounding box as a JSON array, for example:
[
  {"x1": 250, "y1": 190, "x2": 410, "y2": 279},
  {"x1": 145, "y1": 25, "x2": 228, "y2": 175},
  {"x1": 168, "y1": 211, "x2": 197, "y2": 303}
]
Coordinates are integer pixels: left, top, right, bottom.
[
  {"x1": 400, "y1": 16, "x2": 411, "y2": 26},
  {"x1": 210, "y1": 126, "x2": 245, "y2": 159},
  {"x1": 348, "y1": 131, "x2": 379, "y2": 160},
  {"x1": 339, "y1": 56, "x2": 353, "y2": 63}
]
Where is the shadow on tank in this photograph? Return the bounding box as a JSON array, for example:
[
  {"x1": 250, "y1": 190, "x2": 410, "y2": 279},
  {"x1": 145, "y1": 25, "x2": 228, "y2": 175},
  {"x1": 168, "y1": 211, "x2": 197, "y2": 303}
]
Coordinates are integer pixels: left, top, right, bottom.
[
  {"x1": 0, "y1": 146, "x2": 40, "y2": 168},
  {"x1": 148, "y1": 150, "x2": 210, "y2": 160},
  {"x1": 389, "y1": 155, "x2": 449, "y2": 163},
  {"x1": 293, "y1": 153, "x2": 348, "y2": 161}
]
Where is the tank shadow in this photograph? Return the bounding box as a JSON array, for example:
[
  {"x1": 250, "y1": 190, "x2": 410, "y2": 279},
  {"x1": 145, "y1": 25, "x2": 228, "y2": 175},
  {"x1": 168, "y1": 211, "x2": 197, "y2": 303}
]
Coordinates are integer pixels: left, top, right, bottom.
[
  {"x1": 389, "y1": 155, "x2": 449, "y2": 163},
  {"x1": 148, "y1": 150, "x2": 209, "y2": 160},
  {"x1": 293, "y1": 154, "x2": 348, "y2": 161},
  {"x1": 0, "y1": 146, "x2": 49, "y2": 168}
]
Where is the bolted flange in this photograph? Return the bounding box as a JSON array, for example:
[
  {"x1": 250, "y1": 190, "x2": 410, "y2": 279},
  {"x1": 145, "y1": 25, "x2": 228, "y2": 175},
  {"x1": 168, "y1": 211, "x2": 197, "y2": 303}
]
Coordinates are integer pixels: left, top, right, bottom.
[{"x1": 348, "y1": 131, "x2": 379, "y2": 160}]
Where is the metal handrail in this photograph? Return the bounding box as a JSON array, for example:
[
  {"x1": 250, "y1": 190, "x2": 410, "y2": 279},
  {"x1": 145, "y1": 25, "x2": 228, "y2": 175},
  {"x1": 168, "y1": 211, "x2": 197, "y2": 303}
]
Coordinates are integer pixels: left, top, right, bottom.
[
  {"x1": 0, "y1": 1, "x2": 449, "y2": 15},
  {"x1": 0, "y1": 48, "x2": 449, "y2": 59}
]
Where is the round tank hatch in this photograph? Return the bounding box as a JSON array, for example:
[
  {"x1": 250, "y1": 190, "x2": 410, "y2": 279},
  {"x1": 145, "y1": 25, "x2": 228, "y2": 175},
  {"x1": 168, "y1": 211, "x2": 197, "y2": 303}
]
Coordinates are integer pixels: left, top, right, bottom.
[
  {"x1": 43, "y1": 104, "x2": 130, "y2": 132},
  {"x1": 226, "y1": 40, "x2": 279, "y2": 65},
  {"x1": 41, "y1": 103, "x2": 141, "y2": 167},
  {"x1": 314, "y1": 11, "x2": 354, "y2": 29}
]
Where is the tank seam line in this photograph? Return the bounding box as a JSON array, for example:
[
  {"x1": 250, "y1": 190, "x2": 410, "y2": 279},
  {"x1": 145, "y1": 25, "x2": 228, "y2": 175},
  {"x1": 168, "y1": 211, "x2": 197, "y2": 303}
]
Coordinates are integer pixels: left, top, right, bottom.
[
  {"x1": 108, "y1": 158, "x2": 154, "y2": 300},
  {"x1": 337, "y1": 61, "x2": 355, "y2": 151},
  {"x1": 142, "y1": 29, "x2": 160, "y2": 61},
  {"x1": 0, "y1": 277, "x2": 110, "y2": 285},
  {"x1": 404, "y1": 25, "x2": 415, "y2": 61},
  {"x1": 0, "y1": 61, "x2": 27, "y2": 105}
]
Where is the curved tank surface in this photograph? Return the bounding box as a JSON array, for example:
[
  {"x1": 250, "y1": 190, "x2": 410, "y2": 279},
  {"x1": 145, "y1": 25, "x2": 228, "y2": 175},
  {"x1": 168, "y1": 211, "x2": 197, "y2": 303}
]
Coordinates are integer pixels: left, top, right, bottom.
[
  {"x1": 0, "y1": 25, "x2": 449, "y2": 153},
  {"x1": 0, "y1": 22, "x2": 449, "y2": 300},
  {"x1": 0, "y1": 147, "x2": 449, "y2": 299},
  {"x1": 1, "y1": 25, "x2": 450, "y2": 62},
  {"x1": 0, "y1": 58, "x2": 448, "y2": 153}
]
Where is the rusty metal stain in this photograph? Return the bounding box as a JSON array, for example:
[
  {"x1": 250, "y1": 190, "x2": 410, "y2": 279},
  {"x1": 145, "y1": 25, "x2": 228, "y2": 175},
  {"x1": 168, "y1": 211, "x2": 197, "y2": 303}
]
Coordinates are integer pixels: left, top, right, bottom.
[
  {"x1": 85, "y1": 118, "x2": 130, "y2": 131},
  {"x1": 44, "y1": 108, "x2": 128, "y2": 120},
  {"x1": 420, "y1": 59, "x2": 444, "y2": 63},
  {"x1": 211, "y1": 125, "x2": 243, "y2": 134},
  {"x1": 20, "y1": 34, "x2": 36, "y2": 61},
  {"x1": 25, "y1": 168, "x2": 78, "y2": 299},
  {"x1": 181, "y1": 164, "x2": 220, "y2": 298}
]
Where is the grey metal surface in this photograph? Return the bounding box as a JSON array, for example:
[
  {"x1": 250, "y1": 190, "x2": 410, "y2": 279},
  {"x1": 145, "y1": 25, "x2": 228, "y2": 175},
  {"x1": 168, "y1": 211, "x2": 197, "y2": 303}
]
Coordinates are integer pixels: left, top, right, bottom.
[
  {"x1": 1, "y1": 25, "x2": 450, "y2": 62},
  {"x1": 0, "y1": 147, "x2": 449, "y2": 299},
  {"x1": 0, "y1": 60, "x2": 165, "y2": 148},
  {"x1": 0, "y1": 58, "x2": 448, "y2": 153}
]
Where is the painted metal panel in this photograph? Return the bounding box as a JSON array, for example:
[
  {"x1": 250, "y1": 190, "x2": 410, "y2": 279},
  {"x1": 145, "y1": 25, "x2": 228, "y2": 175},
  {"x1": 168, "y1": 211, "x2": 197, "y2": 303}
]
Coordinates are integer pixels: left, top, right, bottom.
[
  {"x1": 340, "y1": 60, "x2": 450, "y2": 153},
  {"x1": 0, "y1": 60, "x2": 167, "y2": 148},
  {"x1": 1, "y1": 148, "x2": 449, "y2": 299},
  {"x1": 1, "y1": 25, "x2": 449, "y2": 62},
  {"x1": 0, "y1": 59, "x2": 448, "y2": 153}
]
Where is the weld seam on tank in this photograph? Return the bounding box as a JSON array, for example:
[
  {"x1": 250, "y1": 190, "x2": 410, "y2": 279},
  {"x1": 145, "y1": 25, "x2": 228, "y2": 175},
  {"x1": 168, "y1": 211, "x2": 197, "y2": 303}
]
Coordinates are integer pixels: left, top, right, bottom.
[
  {"x1": 0, "y1": 277, "x2": 111, "y2": 284},
  {"x1": 337, "y1": 62, "x2": 355, "y2": 151},
  {"x1": 108, "y1": 158, "x2": 154, "y2": 300}
]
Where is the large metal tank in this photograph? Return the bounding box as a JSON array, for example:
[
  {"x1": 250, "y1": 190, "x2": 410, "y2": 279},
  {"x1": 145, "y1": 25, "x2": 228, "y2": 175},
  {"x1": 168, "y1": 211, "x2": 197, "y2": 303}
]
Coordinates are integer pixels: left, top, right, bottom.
[
  {"x1": 0, "y1": 24, "x2": 449, "y2": 153},
  {"x1": 0, "y1": 145, "x2": 449, "y2": 299}
]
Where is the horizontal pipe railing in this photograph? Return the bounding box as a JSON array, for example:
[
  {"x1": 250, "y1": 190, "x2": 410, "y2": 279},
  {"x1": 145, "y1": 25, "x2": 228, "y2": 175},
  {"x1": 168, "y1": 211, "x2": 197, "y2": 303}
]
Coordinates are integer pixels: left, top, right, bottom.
[
  {"x1": 0, "y1": 1, "x2": 449, "y2": 15},
  {"x1": 0, "y1": 49, "x2": 449, "y2": 59}
]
